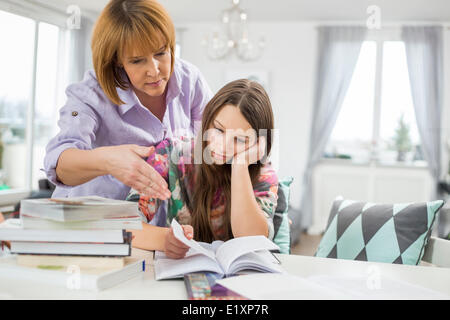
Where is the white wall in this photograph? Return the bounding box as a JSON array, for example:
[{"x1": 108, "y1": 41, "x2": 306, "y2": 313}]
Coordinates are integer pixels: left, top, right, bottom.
[{"x1": 179, "y1": 21, "x2": 318, "y2": 209}]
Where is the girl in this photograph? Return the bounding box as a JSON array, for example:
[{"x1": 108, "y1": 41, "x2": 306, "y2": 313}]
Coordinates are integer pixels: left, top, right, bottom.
[{"x1": 128, "y1": 79, "x2": 278, "y2": 259}]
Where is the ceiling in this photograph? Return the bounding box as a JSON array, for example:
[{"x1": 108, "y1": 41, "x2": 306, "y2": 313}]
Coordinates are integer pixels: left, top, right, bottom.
[{"x1": 35, "y1": 0, "x2": 450, "y2": 23}]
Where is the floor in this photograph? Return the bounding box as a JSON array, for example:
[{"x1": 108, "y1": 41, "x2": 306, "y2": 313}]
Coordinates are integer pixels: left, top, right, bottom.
[{"x1": 290, "y1": 232, "x2": 323, "y2": 256}]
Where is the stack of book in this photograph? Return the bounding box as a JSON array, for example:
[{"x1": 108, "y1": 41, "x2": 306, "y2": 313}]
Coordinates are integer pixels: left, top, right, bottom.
[{"x1": 0, "y1": 196, "x2": 147, "y2": 290}]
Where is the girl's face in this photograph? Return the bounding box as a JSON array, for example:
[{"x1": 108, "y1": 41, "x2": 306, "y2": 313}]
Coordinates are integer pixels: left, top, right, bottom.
[
  {"x1": 121, "y1": 44, "x2": 171, "y2": 98},
  {"x1": 207, "y1": 104, "x2": 257, "y2": 165}
]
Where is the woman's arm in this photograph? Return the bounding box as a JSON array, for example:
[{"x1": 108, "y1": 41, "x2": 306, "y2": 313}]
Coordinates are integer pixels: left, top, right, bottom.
[
  {"x1": 230, "y1": 163, "x2": 269, "y2": 238},
  {"x1": 56, "y1": 145, "x2": 170, "y2": 199},
  {"x1": 55, "y1": 148, "x2": 108, "y2": 186},
  {"x1": 45, "y1": 84, "x2": 169, "y2": 198}
]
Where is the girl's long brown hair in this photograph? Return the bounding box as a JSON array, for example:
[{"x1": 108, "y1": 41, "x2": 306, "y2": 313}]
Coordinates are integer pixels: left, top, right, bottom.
[{"x1": 189, "y1": 79, "x2": 274, "y2": 243}]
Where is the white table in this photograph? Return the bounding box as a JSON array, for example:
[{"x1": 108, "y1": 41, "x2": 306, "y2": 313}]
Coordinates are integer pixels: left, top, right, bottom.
[{"x1": 0, "y1": 253, "x2": 449, "y2": 299}]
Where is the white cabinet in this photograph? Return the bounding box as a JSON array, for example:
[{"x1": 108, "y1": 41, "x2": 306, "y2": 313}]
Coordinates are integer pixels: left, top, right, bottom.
[{"x1": 309, "y1": 159, "x2": 433, "y2": 234}]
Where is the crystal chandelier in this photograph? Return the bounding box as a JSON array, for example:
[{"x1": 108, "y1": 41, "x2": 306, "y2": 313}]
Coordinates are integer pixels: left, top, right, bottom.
[{"x1": 202, "y1": 0, "x2": 265, "y2": 61}]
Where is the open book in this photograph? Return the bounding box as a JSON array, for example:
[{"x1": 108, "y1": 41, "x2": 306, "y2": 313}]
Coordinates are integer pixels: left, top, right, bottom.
[{"x1": 154, "y1": 220, "x2": 285, "y2": 280}]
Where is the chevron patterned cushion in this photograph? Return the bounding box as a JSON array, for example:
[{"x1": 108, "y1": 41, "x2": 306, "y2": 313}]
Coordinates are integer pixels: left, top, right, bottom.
[
  {"x1": 272, "y1": 176, "x2": 294, "y2": 254},
  {"x1": 315, "y1": 197, "x2": 445, "y2": 265}
]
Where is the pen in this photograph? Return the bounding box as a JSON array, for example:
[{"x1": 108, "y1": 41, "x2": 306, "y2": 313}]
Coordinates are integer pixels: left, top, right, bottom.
[{"x1": 270, "y1": 250, "x2": 281, "y2": 264}]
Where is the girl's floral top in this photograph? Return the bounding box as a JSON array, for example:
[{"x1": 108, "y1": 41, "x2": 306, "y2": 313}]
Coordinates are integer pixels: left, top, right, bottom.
[{"x1": 126, "y1": 136, "x2": 279, "y2": 241}]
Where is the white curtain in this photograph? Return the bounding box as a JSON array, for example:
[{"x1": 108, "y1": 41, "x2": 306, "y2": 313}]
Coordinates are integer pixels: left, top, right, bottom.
[
  {"x1": 68, "y1": 16, "x2": 94, "y2": 84},
  {"x1": 290, "y1": 26, "x2": 367, "y2": 242},
  {"x1": 402, "y1": 26, "x2": 445, "y2": 236},
  {"x1": 52, "y1": 16, "x2": 94, "y2": 138}
]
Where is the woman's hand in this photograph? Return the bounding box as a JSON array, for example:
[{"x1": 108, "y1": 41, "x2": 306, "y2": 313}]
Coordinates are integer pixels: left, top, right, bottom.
[
  {"x1": 232, "y1": 136, "x2": 267, "y2": 167},
  {"x1": 100, "y1": 144, "x2": 171, "y2": 200},
  {"x1": 164, "y1": 225, "x2": 194, "y2": 259}
]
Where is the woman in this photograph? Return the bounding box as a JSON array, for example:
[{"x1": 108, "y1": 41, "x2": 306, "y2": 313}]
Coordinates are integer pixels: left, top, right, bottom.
[
  {"x1": 44, "y1": 0, "x2": 212, "y2": 207},
  {"x1": 127, "y1": 79, "x2": 279, "y2": 259}
]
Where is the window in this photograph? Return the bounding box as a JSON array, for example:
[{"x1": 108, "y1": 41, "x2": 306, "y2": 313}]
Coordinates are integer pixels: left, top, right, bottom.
[
  {"x1": 327, "y1": 41, "x2": 377, "y2": 161},
  {"x1": 33, "y1": 22, "x2": 67, "y2": 190},
  {"x1": 0, "y1": 10, "x2": 35, "y2": 191},
  {"x1": 325, "y1": 38, "x2": 424, "y2": 166},
  {"x1": 379, "y1": 41, "x2": 421, "y2": 162},
  {"x1": 0, "y1": 9, "x2": 71, "y2": 195}
]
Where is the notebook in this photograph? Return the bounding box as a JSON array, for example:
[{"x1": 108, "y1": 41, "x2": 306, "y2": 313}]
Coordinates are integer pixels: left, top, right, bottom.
[{"x1": 154, "y1": 220, "x2": 284, "y2": 280}]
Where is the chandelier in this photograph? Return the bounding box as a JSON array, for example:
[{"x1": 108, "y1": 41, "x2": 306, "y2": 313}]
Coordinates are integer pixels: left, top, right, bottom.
[{"x1": 201, "y1": 0, "x2": 265, "y2": 61}]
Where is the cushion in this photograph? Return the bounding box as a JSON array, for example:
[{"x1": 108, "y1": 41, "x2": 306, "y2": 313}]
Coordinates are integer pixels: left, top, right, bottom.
[
  {"x1": 315, "y1": 196, "x2": 445, "y2": 265},
  {"x1": 272, "y1": 176, "x2": 294, "y2": 254}
]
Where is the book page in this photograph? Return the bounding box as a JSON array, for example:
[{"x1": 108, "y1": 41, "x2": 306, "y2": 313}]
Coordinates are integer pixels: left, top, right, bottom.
[
  {"x1": 215, "y1": 236, "x2": 280, "y2": 272},
  {"x1": 154, "y1": 248, "x2": 200, "y2": 260},
  {"x1": 227, "y1": 251, "x2": 284, "y2": 275},
  {"x1": 154, "y1": 241, "x2": 222, "y2": 260},
  {"x1": 28, "y1": 196, "x2": 135, "y2": 206},
  {"x1": 154, "y1": 254, "x2": 223, "y2": 280},
  {"x1": 171, "y1": 219, "x2": 216, "y2": 261}
]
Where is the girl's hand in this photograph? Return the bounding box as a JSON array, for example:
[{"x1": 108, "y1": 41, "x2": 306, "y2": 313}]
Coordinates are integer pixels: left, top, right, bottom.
[
  {"x1": 232, "y1": 136, "x2": 267, "y2": 167},
  {"x1": 164, "y1": 225, "x2": 194, "y2": 259},
  {"x1": 101, "y1": 144, "x2": 171, "y2": 200}
]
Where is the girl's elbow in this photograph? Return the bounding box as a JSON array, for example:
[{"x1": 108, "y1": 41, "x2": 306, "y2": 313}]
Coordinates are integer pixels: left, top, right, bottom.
[{"x1": 232, "y1": 223, "x2": 269, "y2": 238}]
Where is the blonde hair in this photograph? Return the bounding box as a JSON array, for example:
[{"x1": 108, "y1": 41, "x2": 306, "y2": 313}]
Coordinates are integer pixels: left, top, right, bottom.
[{"x1": 91, "y1": 0, "x2": 176, "y2": 105}]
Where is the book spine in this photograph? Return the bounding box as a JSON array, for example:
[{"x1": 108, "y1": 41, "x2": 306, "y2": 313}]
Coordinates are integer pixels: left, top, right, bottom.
[
  {"x1": 0, "y1": 229, "x2": 126, "y2": 243},
  {"x1": 10, "y1": 241, "x2": 132, "y2": 257},
  {"x1": 124, "y1": 232, "x2": 132, "y2": 256},
  {"x1": 21, "y1": 215, "x2": 142, "y2": 230}
]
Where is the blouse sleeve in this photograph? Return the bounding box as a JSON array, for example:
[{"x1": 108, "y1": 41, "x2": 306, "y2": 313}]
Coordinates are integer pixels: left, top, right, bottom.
[
  {"x1": 253, "y1": 164, "x2": 279, "y2": 240},
  {"x1": 44, "y1": 82, "x2": 101, "y2": 188}
]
